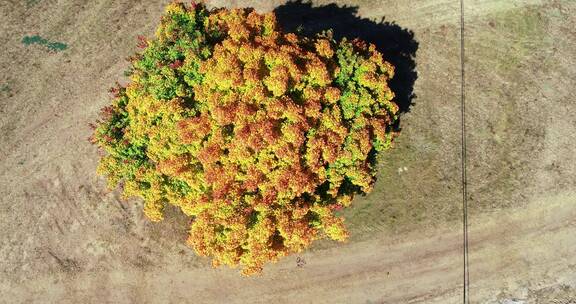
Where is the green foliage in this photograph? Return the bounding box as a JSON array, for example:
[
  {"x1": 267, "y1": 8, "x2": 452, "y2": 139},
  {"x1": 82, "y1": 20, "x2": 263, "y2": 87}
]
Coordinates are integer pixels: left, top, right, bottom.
[
  {"x1": 22, "y1": 35, "x2": 68, "y2": 52},
  {"x1": 91, "y1": 1, "x2": 399, "y2": 275}
]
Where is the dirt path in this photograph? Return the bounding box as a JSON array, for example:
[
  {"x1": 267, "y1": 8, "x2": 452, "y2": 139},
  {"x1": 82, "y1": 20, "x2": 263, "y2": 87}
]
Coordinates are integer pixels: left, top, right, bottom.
[{"x1": 1, "y1": 192, "x2": 573, "y2": 303}]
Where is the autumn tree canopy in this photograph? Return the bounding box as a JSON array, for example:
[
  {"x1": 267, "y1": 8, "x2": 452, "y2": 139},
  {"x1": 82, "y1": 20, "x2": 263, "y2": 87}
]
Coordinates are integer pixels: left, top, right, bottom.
[{"x1": 91, "y1": 1, "x2": 399, "y2": 275}]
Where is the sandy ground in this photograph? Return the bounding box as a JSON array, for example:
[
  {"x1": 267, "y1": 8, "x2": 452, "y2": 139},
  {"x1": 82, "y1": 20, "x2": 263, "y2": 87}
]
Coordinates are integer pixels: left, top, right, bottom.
[{"x1": 0, "y1": 0, "x2": 575, "y2": 303}]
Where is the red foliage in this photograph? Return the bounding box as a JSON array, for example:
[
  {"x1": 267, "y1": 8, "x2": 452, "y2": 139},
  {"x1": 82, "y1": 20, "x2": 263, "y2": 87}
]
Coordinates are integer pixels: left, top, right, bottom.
[
  {"x1": 169, "y1": 59, "x2": 183, "y2": 69},
  {"x1": 137, "y1": 35, "x2": 148, "y2": 49}
]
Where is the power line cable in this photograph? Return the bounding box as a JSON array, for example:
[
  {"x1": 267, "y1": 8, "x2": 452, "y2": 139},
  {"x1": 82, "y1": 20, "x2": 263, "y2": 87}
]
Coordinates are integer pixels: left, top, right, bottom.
[{"x1": 459, "y1": 0, "x2": 470, "y2": 303}]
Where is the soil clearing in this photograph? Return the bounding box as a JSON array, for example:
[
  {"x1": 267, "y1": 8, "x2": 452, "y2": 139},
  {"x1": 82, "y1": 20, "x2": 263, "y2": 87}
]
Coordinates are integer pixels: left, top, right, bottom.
[{"x1": 1, "y1": 0, "x2": 574, "y2": 303}]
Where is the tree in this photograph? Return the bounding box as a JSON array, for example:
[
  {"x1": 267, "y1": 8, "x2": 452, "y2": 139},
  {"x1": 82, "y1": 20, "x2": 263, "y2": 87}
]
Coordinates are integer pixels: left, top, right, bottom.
[{"x1": 91, "y1": 1, "x2": 398, "y2": 275}]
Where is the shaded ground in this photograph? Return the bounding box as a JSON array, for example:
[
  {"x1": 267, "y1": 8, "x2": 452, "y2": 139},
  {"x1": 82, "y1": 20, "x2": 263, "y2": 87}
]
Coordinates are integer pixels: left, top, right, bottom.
[{"x1": 0, "y1": 0, "x2": 575, "y2": 303}]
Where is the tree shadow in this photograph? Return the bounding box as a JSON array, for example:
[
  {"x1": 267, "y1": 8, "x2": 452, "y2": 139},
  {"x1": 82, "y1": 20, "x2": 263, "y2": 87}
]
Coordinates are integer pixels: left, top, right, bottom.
[{"x1": 274, "y1": 0, "x2": 418, "y2": 118}]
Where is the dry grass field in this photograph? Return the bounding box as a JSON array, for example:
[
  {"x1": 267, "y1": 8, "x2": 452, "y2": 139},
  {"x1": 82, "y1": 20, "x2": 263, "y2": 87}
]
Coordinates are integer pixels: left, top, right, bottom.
[{"x1": 0, "y1": 0, "x2": 575, "y2": 303}]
